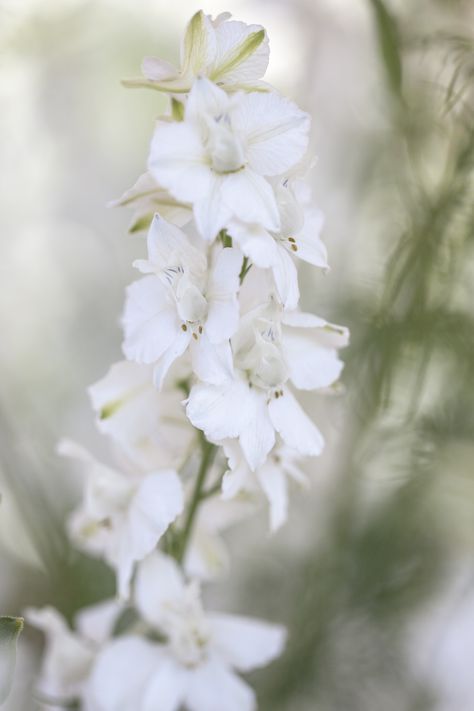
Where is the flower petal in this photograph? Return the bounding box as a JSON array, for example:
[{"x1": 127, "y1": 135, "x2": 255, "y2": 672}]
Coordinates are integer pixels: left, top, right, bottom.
[
  {"x1": 148, "y1": 121, "x2": 211, "y2": 204},
  {"x1": 211, "y1": 20, "x2": 269, "y2": 84},
  {"x1": 208, "y1": 614, "x2": 286, "y2": 672},
  {"x1": 206, "y1": 247, "x2": 242, "y2": 342},
  {"x1": 256, "y1": 460, "x2": 288, "y2": 531},
  {"x1": 153, "y1": 329, "x2": 191, "y2": 389},
  {"x1": 193, "y1": 173, "x2": 232, "y2": 241},
  {"x1": 186, "y1": 380, "x2": 251, "y2": 442},
  {"x1": 226, "y1": 221, "x2": 279, "y2": 269},
  {"x1": 135, "y1": 552, "x2": 185, "y2": 628},
  {"x1": 90, "y1": 637, "x2": 160, "y2": 711},
  {"x1": 268, "y1": 389, "x2": 324, "y2": 456},
  {"x1": 220, "y1": 169, "x2": 279, "y2": 231},
  {"x1": 232, "y1": 92, "x2": 310, "y2": 176},
  {"x1": 239, "y1": 388, "x2": 275, "y2": 471},
  {"x1": 185, "y1": 660, "x2": 256, "y2": 711},
  {"x1": 142, "y1": 659, "x2": 187, "y2": 711},
  {"x1": 271, "y1": 245, "x2": 300, "y2": 310},
  {"x1": 191, "y1": 336, "x2": 234, "y2": 386},
  {"x1": 122, "y1": 277, "x2": 180, "y2": 365}
]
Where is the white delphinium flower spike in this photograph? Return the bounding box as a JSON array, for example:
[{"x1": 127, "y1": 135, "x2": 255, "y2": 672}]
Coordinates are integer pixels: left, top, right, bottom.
[
  {"x1": 125, "y1": 11, "x2": 270, "y2": 95},
  {"x1": 122, "y1": 214, "x2": 242, "y2": 387},
  {"x1": 90, "y1": 552, "x2": 286, "y2": 711},
  {"x1": 222, "y1": 439, "x2": 308, "y2": 532},
  {"x1": 228, "y1": 177, "x2": 328, "y2": 309},
  {"x1": 58, "y1": 440, "x2": 184, "y2": 598},
  {"x1": 25, "y1": 601, "x2": 121, "y2": 709},
  {"x1": 148, "y1": 78, "x2": 310, "y2": 241},
  {"x1": 187, "y1": 301, "x2": 349, "y2": 471},
  {"x1": 88, "y1": 360, "x2": 195, "y2": 471}
]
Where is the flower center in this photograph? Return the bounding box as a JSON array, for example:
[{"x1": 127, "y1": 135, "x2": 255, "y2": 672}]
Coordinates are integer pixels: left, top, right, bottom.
[{"x1": 207, "y1": 116, "x2": 246, "y2": 174}]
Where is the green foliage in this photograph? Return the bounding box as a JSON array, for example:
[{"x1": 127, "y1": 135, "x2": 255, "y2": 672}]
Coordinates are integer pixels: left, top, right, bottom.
[
  {"x1": 369, "y1": 0, "x2": 403, "y2": 100},
  {"x1": 0, "y1": 616, "x2": 23, "y2": 703}
]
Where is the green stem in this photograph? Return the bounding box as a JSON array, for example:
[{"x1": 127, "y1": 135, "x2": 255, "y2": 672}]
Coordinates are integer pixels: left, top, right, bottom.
[{"x1": 175, "y1": 438, "x2": 216, "y2": 563}]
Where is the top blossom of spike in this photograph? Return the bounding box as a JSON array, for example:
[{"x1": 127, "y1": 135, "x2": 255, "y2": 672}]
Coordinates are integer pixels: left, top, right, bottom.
[{"x1": 123, "y1": 11, "x2": 270, "y2": 93}]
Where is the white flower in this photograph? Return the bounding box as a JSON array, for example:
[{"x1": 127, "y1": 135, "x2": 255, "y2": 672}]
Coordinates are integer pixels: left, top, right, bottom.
[
  {"x1": 110, "y1": 172, "x2": 192, "y2": 234},
  {"x1": 58, "y1": 440, "x2": 184, "y2": 598},
  {"x1": 122, "y1": 214, "x2": 242, "y2": 387},
  {"x1": 90, "y1": 553, "x2": 286, "y2": 711},
  {"x1": 187, "y1": 303, "x2": 349, "y2": 471},
  {"x1": 25, "y1": 601, "x2": 120, "y2": 709},
  {"x1": 126, "y1": 11, "x2": 270, "y2": 95},
  {"x1": 88, "y1": 360, "x2": 195, "y2": 470},
  {"x1": 222, "y1": 439, "x2": 308, "y2": 532},
  {"x1": 148, "y1": 78, "x2": 310, "y2": 241},
  {"x1": 227, "y1": 177, "x2": 328, "y2": 309},
  {"x1": 184, "y1": 496, "x2": 257, "y2": 580}
]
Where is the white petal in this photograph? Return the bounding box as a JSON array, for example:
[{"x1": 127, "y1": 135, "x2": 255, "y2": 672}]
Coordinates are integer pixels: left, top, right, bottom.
[
  {"x1": 239, "y1": 388, "x2": 275, "y2": 471},
  {"x1": 186, "y1": 76, "x2": 230, "y2": 123},
  {"x1": 142, "y1": 660, "x2": 187, "y2": 711},
  {"x1": 24, "y1": 607, "x2": 94, "y2": 701},
  {"x1": 148, "y1": 122, "x2": 211, "y2": 203},
  {"x1": 268, "y1": 389, "x2": 324, "y2": 456},
  {"x1": 226, "y1": 221, "x2": 279, "y2": 269},
  {"x1": 122, "y1": 277, "x2": 180, "y2": 365},
  {"x1": 186, "y1": 380, "x2": 251, "y2": 442},
  {"x1": 206, "y1": 247, "x2": 242, "y2": 342},
  {"x1": 222, "y1": 447, "x2": 252, "y2": 499},
  {"x1": 185, "y1": 660, "x2": 255, "y2": 711},
  {"x1": 142, "y1": 56, "x2": 178, "y2": 81},
  {"x1": 145, "y1": 214, "x2": 205, "y2": 272},
  {"x1": 208, "y1": 614, "x2": 286, "y2": 672},
  {"x1": 90, "y1": 637, "x2": 160, "y2": 711},
  {"x1": 282, "y1": 331, "x2": 344, "y2": 390},
  {"x1": 153, "y1": 329, "x2": 191, "y2": 389},
  {"x1": 211, "y1": 20, "x2": 269, "y2": 83},
  {"x1": 232, "y1": 92, "x2": 310, "y2": 176},
  {"x1": 256, "y1": 460, "x2": 288, "y2": 531},
  {"x1": 128, "y1": 472, "x2": 184, "y2": 565},
  {"x1": 75, "y1": 599, "x2": 122, "y2": 646},
  {"x1": 135, "y1": 552, "x2": 185, "y2": 628},
  {"x1": 193, "y1": 173, "x2": 232, "y2": 241},
  {"x1": 221, "y1": 170, "x2": 279, "y2": 231},
  {"x1": 191, "y1": 336, "x2": 234, "y2": 386},
  {"x1": 181, "y1": 11, "x2": 217, "y2": 75},
  {"x1": 184, "y1": 526, "x2": 230, "y2": 581},
  {"x1": 294, "y1": 208, "x2": 328, "y2": 269},
  {"x1": 271, "y1": 245, "x2": 299, "y2": 310}
]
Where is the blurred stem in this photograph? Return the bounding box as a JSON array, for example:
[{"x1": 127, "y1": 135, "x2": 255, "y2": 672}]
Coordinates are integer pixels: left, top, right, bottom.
[{"x1": 175, "y1": 436, "x2": 217, "y2": 564}]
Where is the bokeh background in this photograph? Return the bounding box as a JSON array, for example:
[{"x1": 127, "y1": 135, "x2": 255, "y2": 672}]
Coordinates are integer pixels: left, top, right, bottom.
[{"x1": 1, "y1": 0, "x2": 474, "y2": 709}]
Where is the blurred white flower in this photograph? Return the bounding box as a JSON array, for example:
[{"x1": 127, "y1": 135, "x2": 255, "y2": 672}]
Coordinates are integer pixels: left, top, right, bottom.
[
  {"x1": 222, "y1": 439, "x2": 308, "y2": 532},
  {"x1": 25, "y1": 601, "x2": 120, "y2": 709},
  {"x1": 88, "y1": 359, "x2": 195, "y2": 470},
  {"x1": 148, "y1": 77, "x2": 310, "y2": 241},
  {"x1": 90, "y1": 553, "x2": 286, "y2": 711},
  {"x1": 58, "y1": 440, "x2": 184, "y2": 598}
]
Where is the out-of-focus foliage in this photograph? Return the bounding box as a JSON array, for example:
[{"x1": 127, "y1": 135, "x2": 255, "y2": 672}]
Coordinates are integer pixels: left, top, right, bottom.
[{"x1": 0, "y1": 617, "x2": 23, "y2": 703}]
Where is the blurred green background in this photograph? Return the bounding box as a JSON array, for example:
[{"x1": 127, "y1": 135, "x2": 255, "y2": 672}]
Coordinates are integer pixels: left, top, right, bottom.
[{"x1": 1, "y1": 0, "x2": 474, "y2": 709}]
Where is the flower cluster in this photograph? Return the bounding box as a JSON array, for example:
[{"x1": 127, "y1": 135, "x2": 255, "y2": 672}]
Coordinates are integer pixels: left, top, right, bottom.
[{"x1": 29, "y1": 11, "x2": 348, "y2": 711}]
